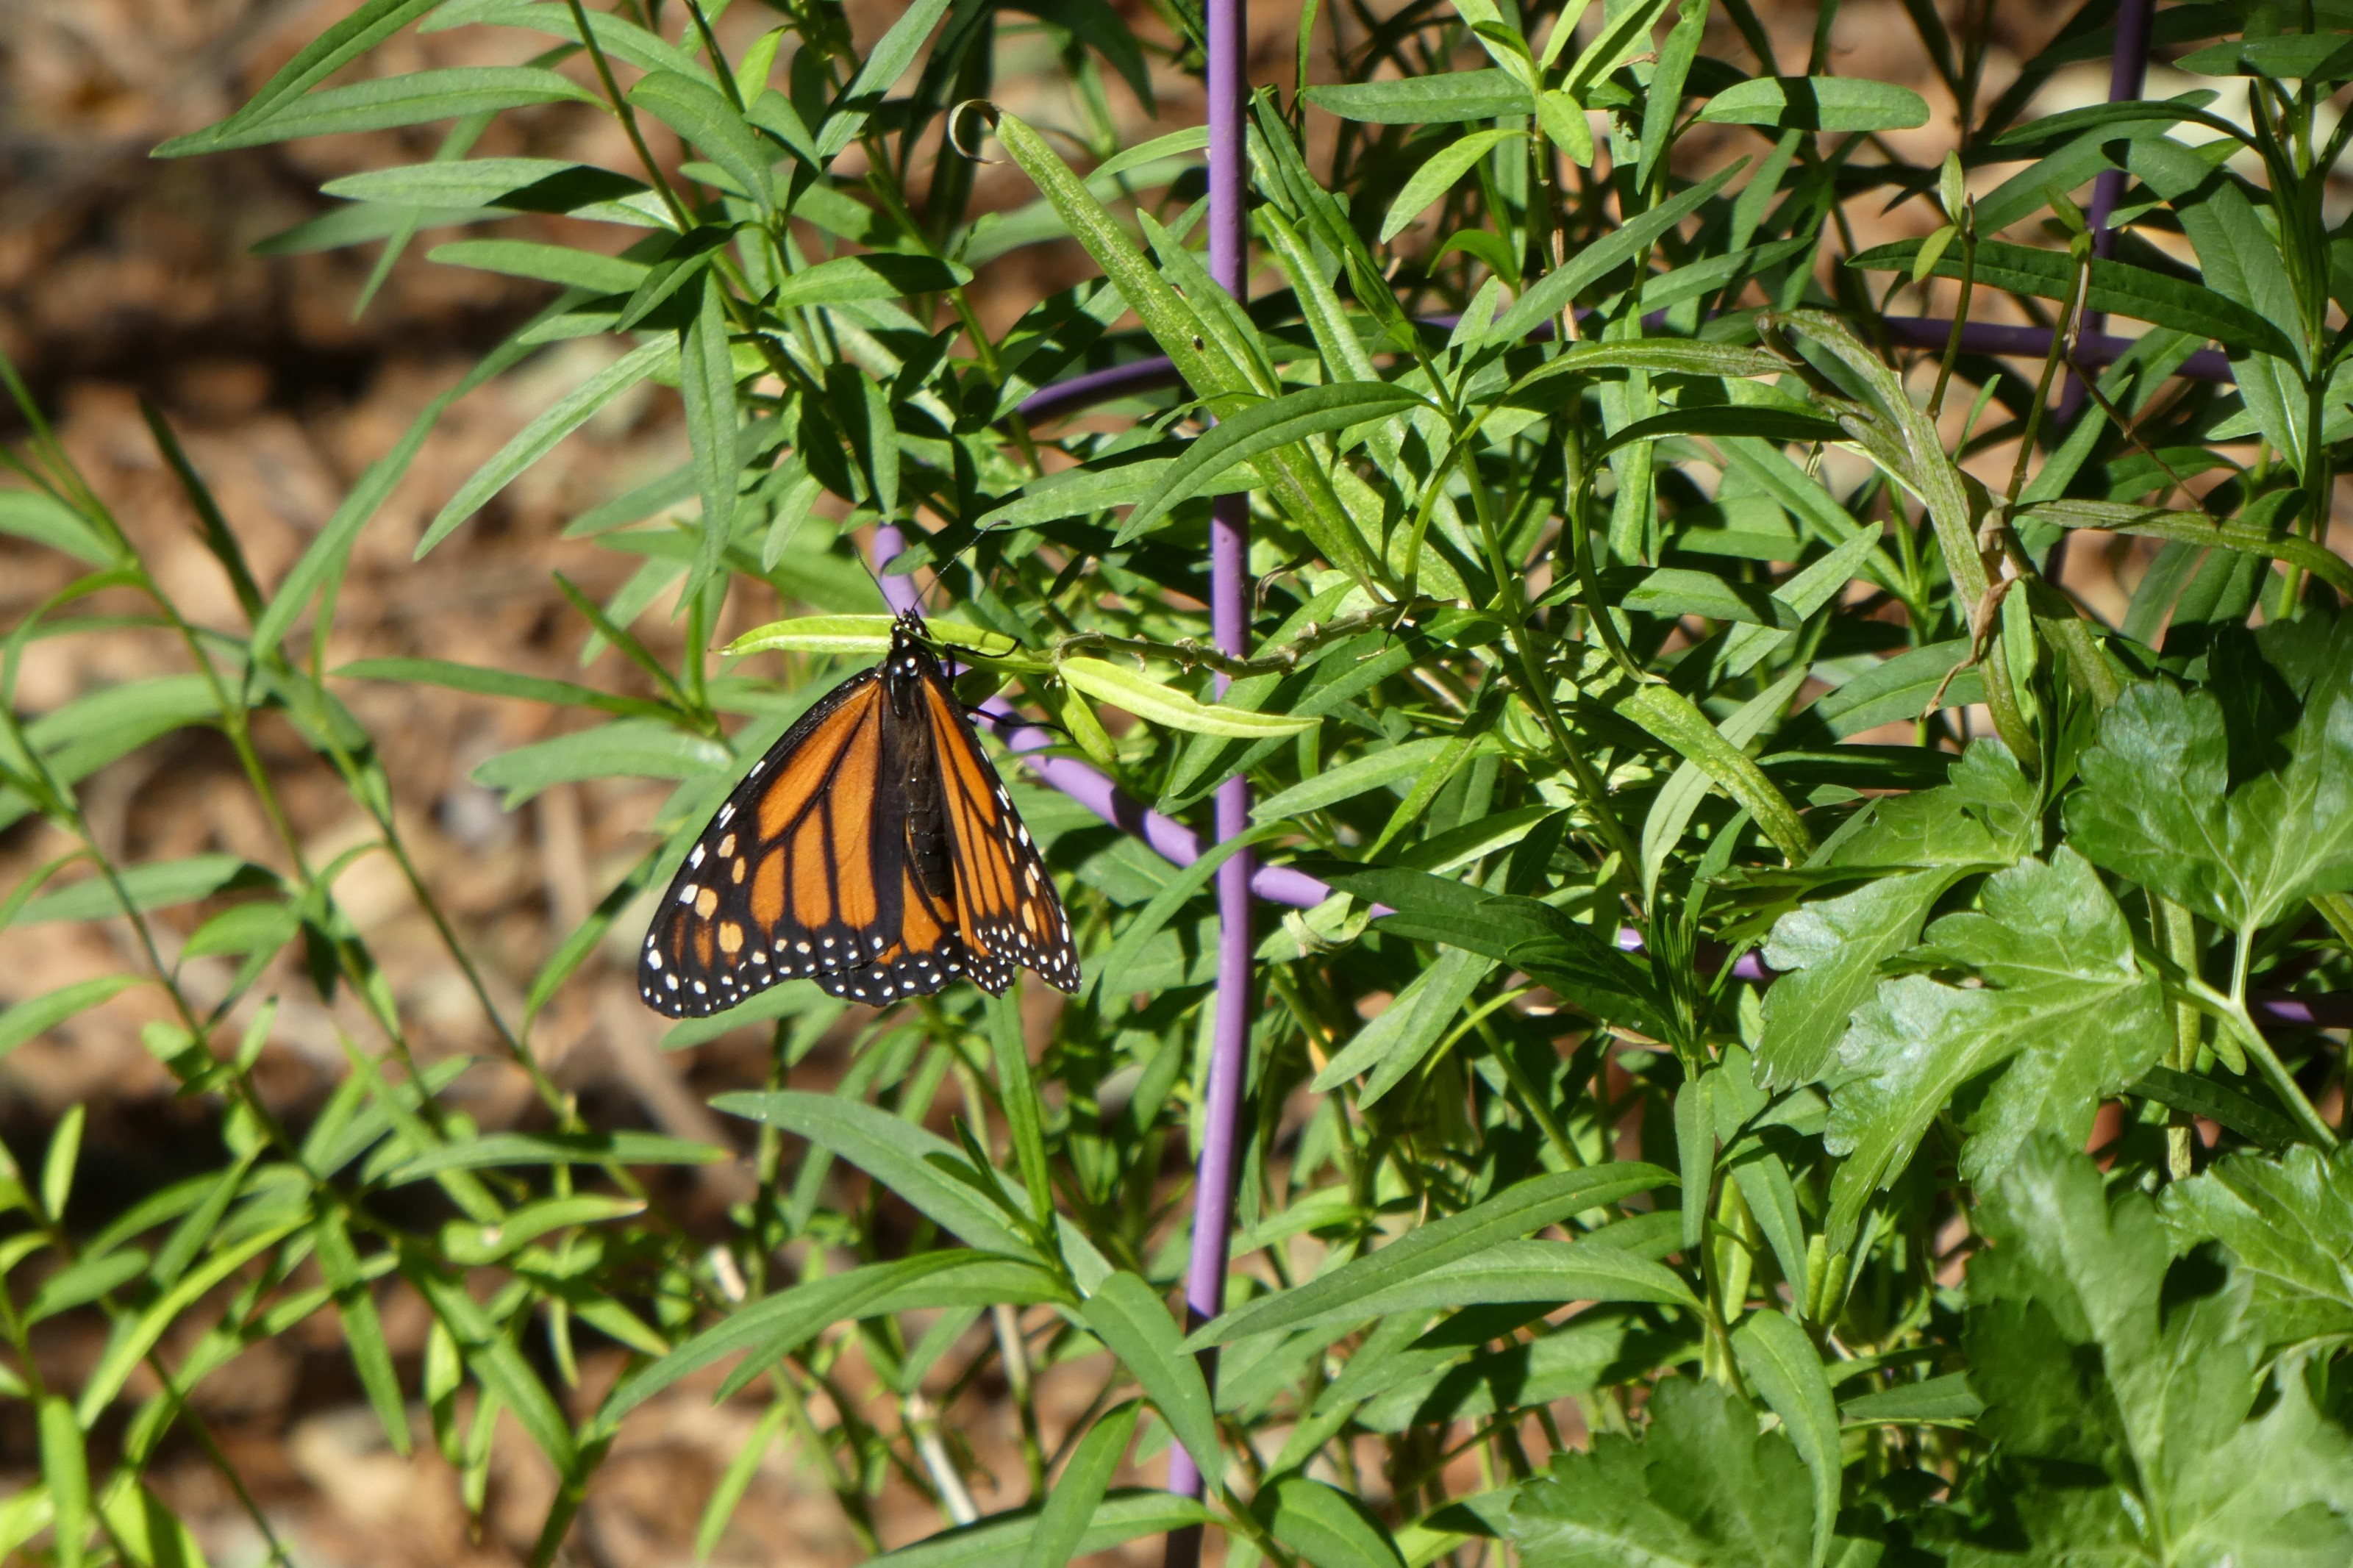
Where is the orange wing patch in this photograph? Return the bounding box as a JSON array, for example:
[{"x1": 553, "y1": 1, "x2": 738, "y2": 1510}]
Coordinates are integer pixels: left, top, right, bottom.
[
  {"x1": 640, "y1": 676, "x2": 900, "y2": 1017},
  {"x1": 921, "y1": 679, "x2": 1079, "y2": 995}
]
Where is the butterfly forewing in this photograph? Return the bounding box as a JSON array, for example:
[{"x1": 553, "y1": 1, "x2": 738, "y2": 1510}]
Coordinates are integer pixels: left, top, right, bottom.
[
  {"x1": 639, "y1": 670, "x2": 901, "y2": 1016},
  {"x1": 638, "y1": 614, "x2": 1079, "y2": 1018}
]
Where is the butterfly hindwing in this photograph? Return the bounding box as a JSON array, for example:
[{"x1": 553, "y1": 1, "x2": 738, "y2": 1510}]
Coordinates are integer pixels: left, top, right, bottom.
[{"x1": 919, "y1": 667, "x2": 1081, "y2": 994}]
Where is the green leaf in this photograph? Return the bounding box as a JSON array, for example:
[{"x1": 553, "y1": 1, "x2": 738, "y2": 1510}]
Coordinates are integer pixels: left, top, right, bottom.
[
  {"x1": 1849, "y1": 237, "x2": 2302, "y2": 362},
  {"x1": 680, "y1": 273, "x2": 740, "y2": 595},
  {"x1": 1560, "y1": 0, "x2": 1676, "y2": 104},
  {"x1": 80, "y1": 1220, "x2": 302, "y2": 1422},
  {"x1": 1730, "y1": 1310, "x2": 1840, "y2": 1568},
  {"x1": 0, "y1": 490, "x2": 116, "y2": 565},
  {"x1": 407, "y1": 1260, "x2": 579, "y2": 1472},
  {"x1": 1113, "y1": 382, "x2": 1427, "y2": 543},
  {"x1": 440, "y1": 1195, "x2": 645, "y2": 1264},
  {"x1": 1354, "y1": 1307, "x2": 1694, "y2": 1433},
  {"x1": 1020, "y1": 1403, "x2": 1140, "y2": 1568},
  {"x1": 715, "y1": 1091, "x2": 1040, "y2": 1257},
  {"x1": 1381, "y1": 129, "x2": 1520, "y2": 243},
  {"x1": 1791, "y1": 638, "x2": 1982, "y2": 739},
  {"x1": 1596, "y1": 404, "x2": 1846, "y2": 461},
  {"x1": 1077, "y1": 1271, "x2": 1223, "y2": 1487},
  {"x1": 1722, "y1": 523, "x2": 1888, "y2": 676},
  {"x1": 2181, "y1": 32, "x2": 2353, "y2": 82},
  {"x1": 1302, "y1": 70, "x2": 1532, "y2": 123},
  {"x1": 825, "y1": 0, "x2": 956, "y2": 149},
  {"x1": 420, "y1": 337, "x2": 674, "y2": 556},
  {"x1": 1509, "y1": 1378, "x2": 1823, "y2": 1567},
  {"x1": 471, "y1": 719, "x2": 730, "y2": 807},
  {"x1": 0, "y1": 976, "x2": 143, "y2": 1062},
  {"x1": 154, "y1": 0, "x2": 452, "y2": 152},
  {"x1": 1621, "y1": 567, "x2": 1785, "y2": 626},
  {"x1": 23, "y1": 1248, "x2": 146, "y2": 1325},
  {"x1": 1617, "y1": 684, "x2": 1815, "y2": 862},
  {"x1": 39, "y1": 1104, "x2": 82, "y2": 1223},
  {"x1": 2065, "y1": 665, "x2": 2353, "y2": 934},
  {"x1": 1967, "y1": 1136, "x2": 2353, "y2": 1564},
  {"x1": 2162, "y1": 1145, "x2": 2353, "y2": 1347},
  {"x1": 726, "y1": 614, "x2": 1004, "y2": 656},
  {"x1": 166, "y1": 67, "x2": 595, "y2": 151},
  {"x1": 1254, "y1": 736, "x2": 1466, "y2": 823},
  {"x1": 1059, "y1": 659, "x2": 1318, "y2": 737},
  {"x1": 2019, "y1": 498, "x2": 2353, "y2": 600},
  {"x1": 1319, "y1": 1239, "x2": 1701, "y2": 1322},
  {"x1": 428, "y1": 239, "x2": 651, "y2": 293},
  {"x1": 1824, "y1": 849, "x2": 2172, "y2": 1255},
  {"x1": 1640, "y1": 663, "x2": 1809, "y2": 903},
  {"x1": 38, "y1": 1397, "x2": 88, "y2": 1568},
  {"x1": 1699, "y1": 76, "x2": 1929, "y2": 132},
  {"x1": 1186, "y1": 1163, "x2": 1674, "y2": 1347},
  {"x1": 1310, "y1": 945, "x2": 1493, "y2": 1106},
  {"x1": 313, "y1": 1210, "x2": 411, "y2": 1456},
  {"x1": 1490, "y1": 160, "x2": 1743, "y2": 344},
  {"x1": 251, "y1": 319, "x2": 543, "y2": 660},
  {"x1": 1090, "y1": 824, "x2": 1282, "y2": 1002},
  {"x1": 1324, "y1": 867, "x2": 1669, "y2": 1036},
  {"x1": 599, "y1": 1252, "x2": 1065, "y2": 1428},
  {"x1": 629, "y1": 71, "x2": 775, "y2": 216},
  {"x1": 2133, "y1": 1063, "x2": 2300, "y2": 1150},
  {"x1": 373, "y1": 1131, "x2": 724, "y2": 1185},
  {"x1": 15, "y1": 856, "x2": 267, "y2": 926},
  {"x1": 865, "y1": 1492, "x2": 1215, "y2": 1568},
  {"x1": 1837, "y1": 1372, "x2": 1982, "y2": 1428},
  {"x1": 1260, "y1": 1476, "x2": 1406, "y2": 1568},
  {"x1": 1757, "y1": 745, "x2": 2035, "y2": 1086},
  {"x1": 322, "y1": 157, "x2": 655, "y2": 215},
  {"x1": 991, "y1": 112, "x2": 1379, "y2": 587},
  {"x1": 424, "y1": 0, "x2": 715, "y2": 82},
  {"x1": 20, "y1": 675, "x2": 222, "y2": 793},
  {"x1": 333, "y1": 656, "x2": 672, "y2": 720}
]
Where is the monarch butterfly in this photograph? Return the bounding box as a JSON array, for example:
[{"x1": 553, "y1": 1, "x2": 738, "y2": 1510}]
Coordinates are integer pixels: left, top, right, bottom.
[{"x1": 638, "y1": 611, "x2": 1080, "y2": 1017}]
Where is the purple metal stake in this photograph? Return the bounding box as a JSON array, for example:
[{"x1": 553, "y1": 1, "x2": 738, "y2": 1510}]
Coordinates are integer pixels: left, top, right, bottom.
[
  {"x1": 2085, "y1": 0, "x2": 2154, "y2": 258},
  {"x1": 2049, "y1": 0, "x2": 2153, "y2": 576},
  {"x1": 1164, "y1": 0, "x2": 1254, "y2": 1537}
]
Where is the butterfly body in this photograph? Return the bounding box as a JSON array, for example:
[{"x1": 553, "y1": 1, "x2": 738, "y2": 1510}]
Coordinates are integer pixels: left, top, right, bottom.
[{"x1": 639, "y1": 612, "x2": 1079, "y2": 1017}]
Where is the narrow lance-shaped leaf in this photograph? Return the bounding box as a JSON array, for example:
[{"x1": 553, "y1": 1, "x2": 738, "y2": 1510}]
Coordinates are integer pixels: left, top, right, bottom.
[
  {"x1": 1188, "y1": 1163, "x2": 1674, "y2": 1347},
  {"x1": 1059, "y1": 659, "x2": 1320, "y2": 739},
  {"x1": 420, "y1": 337, "x2": 676, "y2": 558},
  {"x1": 38, "y1": 1398, "x2": 88, "y2": 1568},
  {"x1": 1115, "y1": 382, "x2": 1428, "y2": 543},
  {"x1": 1731, "y1": 1309, "x2": 1840, "y2": 1568},
  {"x1": 1490, "y1": 160, "x2": 1743, "y2": 344},
  {"x1": 681, "y1": 273, "x2": 740, "y2": 598},
  {"x1": 1076, "y1": 1272, "x2": 1224, "y2": 1489},
  {"x1": 1381, "y1": 129, "x2": 1521, "y2": 243},
  {"x1": 161, "y1": 68, "x2": 598, "y2": 151},
  {"x1": 154, "y1": 0, "x2": 461, "y2": 152},
  {"x1": 1618, "y1": 684, "x2": 1815, "y2": 862},
  {"x1": 714, "y1": 1091, "x2": 1041, "y2": 1258},
  {"x1": 1020, "y1": 1402, "x2": 1143, "y2": 1568},
  {"x1": 629, "y1": 71, "x2": 776, "y2": 216},
  {"x1": 1699, "y1": 76, "x2": 1930, "y2": 132}
]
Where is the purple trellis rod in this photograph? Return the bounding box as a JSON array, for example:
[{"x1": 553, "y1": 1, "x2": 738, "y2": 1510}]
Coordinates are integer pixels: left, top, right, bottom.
[{"x1": 1174, "y1": 0, "x2": 1260, "y2": 1522}]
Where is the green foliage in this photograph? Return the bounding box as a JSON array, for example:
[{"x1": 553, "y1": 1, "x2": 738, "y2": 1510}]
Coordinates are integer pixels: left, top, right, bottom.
[{"x1": 7, "y1": 0, "x2": 2353, "y2": 1563}]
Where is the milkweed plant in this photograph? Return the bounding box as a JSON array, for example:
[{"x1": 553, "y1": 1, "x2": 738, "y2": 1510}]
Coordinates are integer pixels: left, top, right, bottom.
[{"x1": 6, "y1": 0, "x2": 2353, "y2": 1564}]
